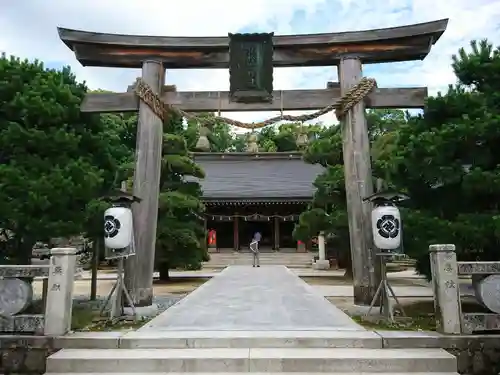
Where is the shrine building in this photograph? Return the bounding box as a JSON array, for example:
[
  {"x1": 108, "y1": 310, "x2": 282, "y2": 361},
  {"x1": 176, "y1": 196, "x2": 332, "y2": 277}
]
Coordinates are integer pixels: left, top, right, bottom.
[{"x1": 193, "y1": 152, "x2": 324, "y2": 252}]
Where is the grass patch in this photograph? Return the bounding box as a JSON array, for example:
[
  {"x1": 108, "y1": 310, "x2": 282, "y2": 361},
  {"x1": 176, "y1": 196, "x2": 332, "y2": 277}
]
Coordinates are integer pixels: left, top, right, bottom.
[
  {"x1": 351, "y1": 314, "x2": 436, "y2": 331},
  {"x1": 71, "y1": 305, "x2": 99, "y2": 330},
  {"x1": 71, "y1": 304, "x2": 154, "y2": 332},
  {"x1": 77, "y1": 316, "x2": 152, "y2": 332},
  {"x1": 349, "y1": 299, "x2": 488, "y2": 331}
]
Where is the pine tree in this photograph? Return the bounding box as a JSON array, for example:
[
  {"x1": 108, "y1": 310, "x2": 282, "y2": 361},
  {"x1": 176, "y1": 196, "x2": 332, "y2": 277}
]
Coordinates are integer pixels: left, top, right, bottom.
[
  {"x1": 0, "y1": 55, "x2": 125, "y2": 264},
  {"x1": 155, "y1": 112, "x2": 208, "y2": 280}
]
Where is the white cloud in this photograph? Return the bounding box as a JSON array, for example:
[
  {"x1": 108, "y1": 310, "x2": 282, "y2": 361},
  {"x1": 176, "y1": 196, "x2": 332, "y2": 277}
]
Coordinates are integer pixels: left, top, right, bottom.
[{"x1": 1, "y1": 0, "x2": 500, "y2": 128}]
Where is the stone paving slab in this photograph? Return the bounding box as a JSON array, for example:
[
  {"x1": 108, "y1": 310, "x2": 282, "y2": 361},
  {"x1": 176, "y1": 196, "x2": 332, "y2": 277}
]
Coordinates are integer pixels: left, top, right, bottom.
[
  {"x1": 71, "y1": 268, "x2": 428, "y2": 281},
  {"x1": 120, "y1": 330, "x2": 382, "y2": 348},
  {"x1": 124, "y1": 330, "x2": 378, "y2": 339},
  {"x1": 139, "y1": 265, "x2": 363, "y2": 331}
]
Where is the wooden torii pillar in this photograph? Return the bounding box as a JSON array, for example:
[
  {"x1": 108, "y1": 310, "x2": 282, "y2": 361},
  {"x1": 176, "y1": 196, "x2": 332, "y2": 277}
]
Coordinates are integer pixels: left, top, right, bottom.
[
  {"x1": 124, "y1": 61, "x2": 164, "y2": 307},
  {"x1": 338, "y1": 57, "x2": 377, "y2": 304},
  {"x1": 58, "y1": 18, "x2": 448, "y2": 306}
]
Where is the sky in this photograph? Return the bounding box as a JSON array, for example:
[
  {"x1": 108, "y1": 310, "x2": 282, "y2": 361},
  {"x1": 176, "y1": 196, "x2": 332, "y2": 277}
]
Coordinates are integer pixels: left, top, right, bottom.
[{"x1": 1, "y1": 0, "x2": 500, "y2": 126}]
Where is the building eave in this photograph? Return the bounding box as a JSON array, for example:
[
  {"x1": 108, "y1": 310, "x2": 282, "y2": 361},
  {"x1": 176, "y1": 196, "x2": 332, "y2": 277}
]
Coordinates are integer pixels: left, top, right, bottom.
[
  {"x1": 192, "y1": 152, "x2": 305, "y2": 161},
  {"x1": 203, "y1": 198, "x2": 311, "y2": 206}
]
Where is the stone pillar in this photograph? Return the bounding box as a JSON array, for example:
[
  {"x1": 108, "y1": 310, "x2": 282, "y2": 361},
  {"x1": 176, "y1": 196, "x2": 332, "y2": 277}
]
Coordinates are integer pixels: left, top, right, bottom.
[
  {"x1": 313, "y1": 231, "x2": 330, "y2": 270},
  {"x1": 429, "y1": 244, "x2": 462, "y2": 334},
  {"x1": 338, "y1": 57, "x2": 377, "y2": 304},
  {"x1": 125, "y1": 60, "x2": 165, "y2": 307},
  {"x1": 44, "y1": 248, "x2": 77, "y2": 336},
  {"x1": 318, "y1": 232, "x2": 326, "y2": 260}
]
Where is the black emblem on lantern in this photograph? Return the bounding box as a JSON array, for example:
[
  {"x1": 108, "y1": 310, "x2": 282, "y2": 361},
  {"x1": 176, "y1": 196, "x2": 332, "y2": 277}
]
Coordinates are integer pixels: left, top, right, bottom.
[
  {"x1": 104, "y1": 215, "x2": 120, "y2": 238},
  {"x1": 376, "y1": 214, "x2": 400, "y2": 239}
]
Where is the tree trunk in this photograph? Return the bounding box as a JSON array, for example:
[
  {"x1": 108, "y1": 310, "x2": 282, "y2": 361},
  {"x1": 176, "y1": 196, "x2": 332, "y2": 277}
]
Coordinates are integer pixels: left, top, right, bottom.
[
  {"x1": 335, "y1": 246, "x2": 354, "y2": 279},
  {"x1": 18, "y1": 236, "x2": 35, "y2": 265},
  {"x1": 90, "y1": 238, "x2": 100, "y2": 301},
  {"x1": 342, "y1": 250, "x2": 353, "y2": 279},
  {"x1": 17, "y1": 235, "x2": 36, "y2": 284},
  {"x1": 157, "y1": 262, "x2": 170, "y2": 282},
  {"x1": 337, "y1": 248, "x2": 349, "y2": 268},
  {"x1": 344, "y1": 265, "x2": 353, "y2": 279}
]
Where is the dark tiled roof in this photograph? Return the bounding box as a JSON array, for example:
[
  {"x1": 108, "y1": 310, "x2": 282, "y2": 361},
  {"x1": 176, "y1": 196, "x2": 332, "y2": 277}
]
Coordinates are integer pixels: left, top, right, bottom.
[{"x1": 190, "y1": 152, "x2": 324, "y2": 199}]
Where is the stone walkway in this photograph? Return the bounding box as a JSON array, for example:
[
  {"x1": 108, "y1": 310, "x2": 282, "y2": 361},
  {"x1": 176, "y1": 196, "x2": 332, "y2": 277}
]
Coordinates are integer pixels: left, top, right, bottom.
[{"x1": 139, "y1": 265, "x2": 363, "y2": 332}]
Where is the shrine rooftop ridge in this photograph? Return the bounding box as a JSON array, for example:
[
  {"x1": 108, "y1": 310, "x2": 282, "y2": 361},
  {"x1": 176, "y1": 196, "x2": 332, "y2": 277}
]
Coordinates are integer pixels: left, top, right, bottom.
[{"x1": 58, "y1": 18, "x2": 448, "y2": 69}]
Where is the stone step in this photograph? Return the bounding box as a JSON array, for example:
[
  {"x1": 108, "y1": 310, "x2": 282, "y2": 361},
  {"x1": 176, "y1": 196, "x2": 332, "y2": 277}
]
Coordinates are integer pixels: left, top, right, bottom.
[
  {"x1": 119, "y1": 330, "x2": 382, "y2": 349},
  {"x1": 208, "y1": 254, "x2": 312, "y2": 258},
  {"x1": 204, "y1": 264, "x2": 312, "y2": 268},
  {"x1": 208, "y1": 260, "x2": 313, "y2": 262},
  {"x1": 205, "y1": 259, "x2": 312, "y2": 262},
  {"x1": 205, "y1": 265, "x2": 311, "y2": 267},
  {"x1": 207, "y1": 260, "x2": 311, "y2": 262},
  {"x1": 212, "y1": 256, "x2": 313, "y2": 258},
  {"x1": 45, "y1": 373, "x2": 460, "y2": 375},
  {"x1": 205, "y1": 260, "x2": 311, "y2": 262},
  {"x1": 211, "y1": 258, "x2": 312, "y2": 260},
  {"x1": 206, "y1": 259, "x2": 312, "y2": 263},
  {"x1": 46, "y1": 348, "x2": 457, "y2": 373},
  {"x1": 208, "y1": 258, "x2": 311, "y2": 260},
  {"x1": 206, "y1": 260, "x2": 311, "y2": 262},
  {"x1": 208, "y1": 256, "x2": 312, "y2": 258}
]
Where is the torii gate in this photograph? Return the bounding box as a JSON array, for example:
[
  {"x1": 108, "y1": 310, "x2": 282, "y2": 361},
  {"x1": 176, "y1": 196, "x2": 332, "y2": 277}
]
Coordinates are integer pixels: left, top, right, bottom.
[{"x1": 58, "y1": 19, "x2": 448, "y2": 307}]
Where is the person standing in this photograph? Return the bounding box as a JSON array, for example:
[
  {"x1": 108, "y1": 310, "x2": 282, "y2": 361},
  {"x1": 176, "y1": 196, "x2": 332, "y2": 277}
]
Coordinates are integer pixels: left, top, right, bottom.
[
  {"x1": 250, "y1": 231, "x2": 261, "y2": 267},
  {"x1": 254, "y1": 231, "x2": 261, "y2": 243}
]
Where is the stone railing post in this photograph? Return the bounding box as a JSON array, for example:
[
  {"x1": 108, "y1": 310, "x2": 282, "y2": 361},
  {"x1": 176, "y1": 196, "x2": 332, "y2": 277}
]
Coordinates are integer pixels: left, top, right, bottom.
[
  {"x1": 44, "y1": 248, "x2": 77, "y2": 336},
  {"x1": 429, "y1": 244, "x2": 462, "y2": 334},
  {"x1": 313, "y1": 232, "x2": 330, "y2": 270}
]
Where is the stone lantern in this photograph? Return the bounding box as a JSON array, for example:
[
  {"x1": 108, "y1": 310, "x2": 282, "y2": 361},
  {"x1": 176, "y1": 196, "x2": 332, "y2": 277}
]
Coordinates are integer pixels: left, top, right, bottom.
[
  {"x1": 195, "y1": 125, "x2": 211, "y2": 151},
  {"x1": 296, "y1": 128, "x2": 308, "y2": 148},
  {"x1": 245, "y1": 133, "x2": 259, "y2": 153}
]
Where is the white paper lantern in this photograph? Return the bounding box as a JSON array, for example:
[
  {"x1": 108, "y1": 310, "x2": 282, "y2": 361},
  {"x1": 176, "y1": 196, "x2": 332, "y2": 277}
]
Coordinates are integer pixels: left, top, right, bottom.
[
  {"x1": 104, "y1": 206, "x2": 133, "y2": 249},
  {"x1": 371, "y1": 205, "x2": 401, "y2": 250}
]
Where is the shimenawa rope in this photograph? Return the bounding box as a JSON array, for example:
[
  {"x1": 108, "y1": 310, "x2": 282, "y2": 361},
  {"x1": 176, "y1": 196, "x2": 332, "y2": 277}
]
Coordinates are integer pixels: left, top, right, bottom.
[{"x1": 133, "y1": 77, "x2": 377, "y2": 128}]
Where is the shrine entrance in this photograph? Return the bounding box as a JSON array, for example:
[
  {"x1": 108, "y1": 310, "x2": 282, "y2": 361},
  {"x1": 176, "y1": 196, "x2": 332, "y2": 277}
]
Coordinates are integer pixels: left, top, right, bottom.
[
  {"x1": 205, "y1": 206, "x2": 300, "y2": 253},
  {"x1": 241, "y1": 220, "x2": 273, "y2": 251},
  {"x1": 58, "y1": 18, "x2": 448, "y2": 306}
]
